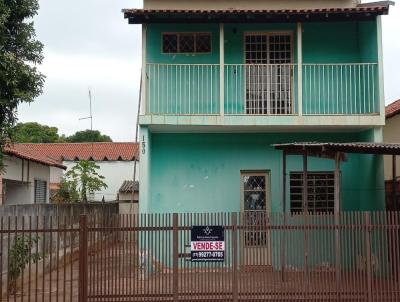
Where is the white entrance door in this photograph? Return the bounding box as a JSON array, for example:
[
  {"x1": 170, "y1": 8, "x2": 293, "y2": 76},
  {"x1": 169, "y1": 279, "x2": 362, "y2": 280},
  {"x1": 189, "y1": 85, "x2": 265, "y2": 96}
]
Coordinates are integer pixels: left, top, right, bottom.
[{"x1": 240, "y1": 172, "x2": 271, "y2": 267}]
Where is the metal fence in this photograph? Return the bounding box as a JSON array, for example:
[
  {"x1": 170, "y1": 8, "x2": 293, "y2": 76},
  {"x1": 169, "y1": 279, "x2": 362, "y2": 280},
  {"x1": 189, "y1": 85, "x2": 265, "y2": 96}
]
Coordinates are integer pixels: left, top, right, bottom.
[{"x1": 1, "y1": 211, "x2": 400, "y2": 302}]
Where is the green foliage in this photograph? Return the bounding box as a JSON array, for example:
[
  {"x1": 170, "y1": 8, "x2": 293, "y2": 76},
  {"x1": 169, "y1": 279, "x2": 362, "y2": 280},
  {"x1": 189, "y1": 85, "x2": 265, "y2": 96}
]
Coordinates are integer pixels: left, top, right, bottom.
[
  {"x1": 12, "y1": 122, "x2": 60, "y2": 143},
  {"x1": 65, "y1": 129, "x2": 113, "y2": 143},
  {"x1": 8, "y1": 236, "x2": 41, "y2": 294},
  {"x1": 64, "y1": 160, "x2": 108, "y2": 202},
  {"x1": 9, "y1": 123, "x2": 113, "y2": 144},
  {"x1": 0, "y1": 0, "x2": 45, "y2": 169},
  {"x1": 51, "y1": 177, "x2": 80, "y2": 203}
]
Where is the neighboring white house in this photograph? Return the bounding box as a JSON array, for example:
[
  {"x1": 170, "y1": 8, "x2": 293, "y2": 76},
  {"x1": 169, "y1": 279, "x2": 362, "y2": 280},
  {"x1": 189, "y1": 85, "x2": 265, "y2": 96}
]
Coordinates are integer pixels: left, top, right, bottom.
[
  {"x1": 17, "y1": 142, "x2": 139, "y2": 202},
  {"x1": 384, "y1": 99, "x2": 400, "y2": 210},
  {"x1": 0, "y1": 144, "x2": 66, "y2": 205}
]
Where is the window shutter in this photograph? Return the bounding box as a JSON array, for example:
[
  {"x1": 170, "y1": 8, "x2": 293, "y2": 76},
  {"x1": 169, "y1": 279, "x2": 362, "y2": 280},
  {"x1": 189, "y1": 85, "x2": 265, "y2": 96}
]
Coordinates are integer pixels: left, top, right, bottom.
[{"x1": 34, "y1": 180, "x2": 47, "y2": 203}]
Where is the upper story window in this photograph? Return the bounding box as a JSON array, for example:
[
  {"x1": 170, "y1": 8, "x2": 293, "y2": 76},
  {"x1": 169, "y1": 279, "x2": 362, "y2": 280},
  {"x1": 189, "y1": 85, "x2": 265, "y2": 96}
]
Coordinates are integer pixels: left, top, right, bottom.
[{"x1": 162, "y1": 33, "x2": 211, "y2": 54}]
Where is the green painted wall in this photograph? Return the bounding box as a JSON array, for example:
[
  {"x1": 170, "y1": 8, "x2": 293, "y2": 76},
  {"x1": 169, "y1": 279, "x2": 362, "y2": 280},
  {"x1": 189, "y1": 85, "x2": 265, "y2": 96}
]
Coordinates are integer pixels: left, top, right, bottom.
[
  {"x1": 143, "y1": 130, "x2": 385, "y2": 214},
  {"x1": 145, "y1": 20, "x2": 379, "y2": 115}
]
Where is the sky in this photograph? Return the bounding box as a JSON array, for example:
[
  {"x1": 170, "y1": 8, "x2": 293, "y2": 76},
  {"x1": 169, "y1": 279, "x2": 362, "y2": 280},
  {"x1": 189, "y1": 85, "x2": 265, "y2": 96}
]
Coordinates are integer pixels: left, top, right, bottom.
[{"x1": 17, "y1": 0, "x2": 400, "y2": 142}]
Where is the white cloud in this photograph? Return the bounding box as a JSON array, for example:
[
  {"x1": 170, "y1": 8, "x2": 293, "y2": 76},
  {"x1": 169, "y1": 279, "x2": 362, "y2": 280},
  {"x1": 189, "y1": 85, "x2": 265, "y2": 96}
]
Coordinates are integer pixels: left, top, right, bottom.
[{"x1": 18, "y1": 0, "x2": 143, "y2": 141}]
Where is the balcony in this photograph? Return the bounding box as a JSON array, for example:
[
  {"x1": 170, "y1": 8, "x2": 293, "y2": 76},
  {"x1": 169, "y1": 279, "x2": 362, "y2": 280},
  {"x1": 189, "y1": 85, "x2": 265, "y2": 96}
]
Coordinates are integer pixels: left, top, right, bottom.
[{"x1": 141, "y1": 62, "x2": 381, "y2": 130}]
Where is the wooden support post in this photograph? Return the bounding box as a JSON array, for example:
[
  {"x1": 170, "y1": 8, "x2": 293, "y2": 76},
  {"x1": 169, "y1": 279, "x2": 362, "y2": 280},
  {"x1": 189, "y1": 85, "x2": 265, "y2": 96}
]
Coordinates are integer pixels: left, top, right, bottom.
[
  {"x1": 172, "y1": 213, "x2": 179, "y2": 301},
  {"x1": 79, "y1": 215, "x2": 88, "y2": 302},
  {"x1": 334, "y1": 152, "x2": 341, "y2": 300},
  {"x1": 281, "y1": 150, "x2": 287, "y2": 281},
  {"x1": 303, "y1": 150, "x2": 309, "y2": 289},
  {"x1": 232, "y1": 212, "x2": 238, "y2": 302},
  {"x1": 393, "y1": 155, "x2": 397, "y2": 211}
]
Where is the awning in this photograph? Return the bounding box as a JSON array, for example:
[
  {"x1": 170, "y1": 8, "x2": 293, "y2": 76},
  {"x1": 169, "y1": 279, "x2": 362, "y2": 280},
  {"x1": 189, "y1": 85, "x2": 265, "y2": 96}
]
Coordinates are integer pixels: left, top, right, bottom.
[
  {"x1": 122, "y1": 2, "x2": 392, "y2": 24},
  {"x1": 274, "y1": 142, "x2": 400, "y2": 156}
]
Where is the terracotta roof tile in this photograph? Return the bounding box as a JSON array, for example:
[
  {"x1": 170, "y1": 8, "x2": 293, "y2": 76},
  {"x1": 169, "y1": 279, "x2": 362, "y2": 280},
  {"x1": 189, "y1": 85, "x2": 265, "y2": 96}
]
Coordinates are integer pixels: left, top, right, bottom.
[
  {"x1": 4, "y1": 144, "x2": 66, "y2": 169},
  {"x1": 386, "y1": 99, "x2": 400, "y2": 119},
  {"x1": 16, "y1": 142, "x2": 139, "y2": 162}
]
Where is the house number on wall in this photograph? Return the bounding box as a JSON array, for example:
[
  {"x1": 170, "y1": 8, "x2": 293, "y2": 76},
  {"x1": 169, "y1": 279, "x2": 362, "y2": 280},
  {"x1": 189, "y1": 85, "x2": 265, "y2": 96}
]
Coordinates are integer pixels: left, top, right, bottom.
[{"x1": 142, "y1": 135, "x2": 146, "y2": 155}]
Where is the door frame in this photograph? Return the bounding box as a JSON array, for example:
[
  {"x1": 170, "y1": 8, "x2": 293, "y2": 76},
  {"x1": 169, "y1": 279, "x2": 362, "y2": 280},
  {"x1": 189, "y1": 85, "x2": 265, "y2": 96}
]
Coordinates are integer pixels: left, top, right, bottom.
[
  {"x1": 243, "y1": 31, "x2": 294, "y2": 115},
  {"x1": 239, "y1": 170, "x2": 272, "y2": 267}
]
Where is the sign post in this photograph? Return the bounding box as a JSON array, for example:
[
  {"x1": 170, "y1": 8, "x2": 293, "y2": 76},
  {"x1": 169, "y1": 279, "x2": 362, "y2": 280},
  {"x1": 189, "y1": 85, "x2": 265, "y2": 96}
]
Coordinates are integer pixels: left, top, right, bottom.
[{"x1": 191, "y1": 225, "x2": 225, "y2": 262}]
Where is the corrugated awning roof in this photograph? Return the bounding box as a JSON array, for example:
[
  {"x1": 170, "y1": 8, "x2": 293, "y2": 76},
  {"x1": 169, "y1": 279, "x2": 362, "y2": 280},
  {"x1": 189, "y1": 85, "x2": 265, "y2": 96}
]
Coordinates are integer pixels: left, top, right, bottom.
[
  {"x1": 123, "y1": 2, "x2": 392, "y2": 24},
  {"x1": 119, "y1": 180, "x2": 139, "y2": 193},
  {"x1": 274, "y1": 142, "x2": 400, "y2": 155}
]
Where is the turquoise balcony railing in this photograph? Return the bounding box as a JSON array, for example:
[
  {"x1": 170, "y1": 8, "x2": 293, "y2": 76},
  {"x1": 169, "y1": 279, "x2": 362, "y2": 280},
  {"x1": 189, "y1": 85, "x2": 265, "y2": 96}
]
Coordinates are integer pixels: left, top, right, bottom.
[{"x1": 145, "y1": 63, "x2": 379, "y2": 116}]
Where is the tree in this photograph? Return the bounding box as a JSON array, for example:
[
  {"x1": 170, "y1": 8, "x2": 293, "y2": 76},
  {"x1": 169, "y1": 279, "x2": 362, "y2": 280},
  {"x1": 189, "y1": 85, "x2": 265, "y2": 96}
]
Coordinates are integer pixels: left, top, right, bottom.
[
  {"x1": 51, "y1": 177, "x2": 79, "y2": 203},
  {"x1": 12, "y1": 122, "x2": 60, "y2": 143},
  {"x1": 64, "y1": 160, "x2": 107, "y2": 202},
  {"x1": 66, "y1": 129, "x2": 112, "y2": 143},
  {"x1": 8, "y1": 236, "x2": 41, "y2": 294},
  {"x1": 0, "y1": 0, "x2": 45, "y2": 169}
]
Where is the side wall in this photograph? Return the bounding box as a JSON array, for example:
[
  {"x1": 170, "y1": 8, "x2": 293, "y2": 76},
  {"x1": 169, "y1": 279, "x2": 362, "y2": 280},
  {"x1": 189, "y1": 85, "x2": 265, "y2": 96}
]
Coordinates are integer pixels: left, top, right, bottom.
[
  {"x1": 2, "y1": 156, "x2": 50, "y2": 205},
  {"x1": 141, "y1": 130, "x2": 385, "y2": 213},
  {"x1": 63, "y1": 161, "x2": 138, "y2": 202}
]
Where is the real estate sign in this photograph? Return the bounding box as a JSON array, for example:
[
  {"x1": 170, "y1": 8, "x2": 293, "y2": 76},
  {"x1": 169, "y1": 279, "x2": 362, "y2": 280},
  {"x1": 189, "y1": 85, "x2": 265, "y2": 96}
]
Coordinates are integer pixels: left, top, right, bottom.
[{"x1": 191, "y1": 225, "x2": 225, "y2": 262}]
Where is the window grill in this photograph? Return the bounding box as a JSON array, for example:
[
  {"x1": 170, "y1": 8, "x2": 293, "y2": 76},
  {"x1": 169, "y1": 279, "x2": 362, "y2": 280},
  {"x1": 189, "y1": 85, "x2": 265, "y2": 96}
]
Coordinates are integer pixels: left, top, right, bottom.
[
  {"x1": 245, "y1": 33, "x2": 293, "y2": 115},
  {"x1": 290, "y1": 172, "x2": 335, "y2": 214},
  {"x1": 179, "y1": 34, "x2": 195, "y2": 53},
  {"x1": 162, "y1": 34, "x2": 178, "y2": 53},
  {"x1": 162, "y1": 33, "x2": 212, "y2": 54},
  {"x1": 195, "y1": 33, "x2": 211, "y2": 53}
]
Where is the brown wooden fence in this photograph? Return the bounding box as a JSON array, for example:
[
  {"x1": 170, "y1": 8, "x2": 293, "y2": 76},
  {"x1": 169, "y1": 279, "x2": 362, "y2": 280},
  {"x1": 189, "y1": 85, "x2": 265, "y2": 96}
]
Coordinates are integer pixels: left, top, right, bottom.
[{"x1": 1, "y1": 212, "x2": 400, "y2": 302}]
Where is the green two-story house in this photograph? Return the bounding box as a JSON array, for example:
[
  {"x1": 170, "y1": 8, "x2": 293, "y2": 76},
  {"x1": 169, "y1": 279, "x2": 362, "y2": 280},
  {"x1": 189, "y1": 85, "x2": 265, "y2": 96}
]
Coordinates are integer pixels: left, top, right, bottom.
[{"x1": 124, "y1": 0, "x2": 391, "y2": 215}]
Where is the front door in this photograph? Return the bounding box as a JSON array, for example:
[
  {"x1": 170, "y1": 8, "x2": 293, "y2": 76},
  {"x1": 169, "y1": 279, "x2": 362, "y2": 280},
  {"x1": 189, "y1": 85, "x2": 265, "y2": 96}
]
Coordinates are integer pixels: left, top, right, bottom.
[
  {"x1": 240, "y1": 171, "x2": 271, "y2": 268},
  {"x1": 244, "y1": 33, "x2": 293, "y2": 115}
]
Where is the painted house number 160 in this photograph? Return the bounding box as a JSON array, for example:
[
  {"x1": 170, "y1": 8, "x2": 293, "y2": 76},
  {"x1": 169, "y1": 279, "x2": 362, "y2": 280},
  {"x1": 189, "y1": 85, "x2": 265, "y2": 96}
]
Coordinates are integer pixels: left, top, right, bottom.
[{"x1": 141, "y1": 135, "x2": 146, "y2": 155}]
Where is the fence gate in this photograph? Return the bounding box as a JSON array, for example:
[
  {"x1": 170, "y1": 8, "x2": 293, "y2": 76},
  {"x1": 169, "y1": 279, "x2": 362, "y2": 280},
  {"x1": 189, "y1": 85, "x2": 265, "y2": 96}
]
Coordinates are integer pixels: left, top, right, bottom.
[{"x1": 78, "y1": 212, "x2": 400, "y2": 302}]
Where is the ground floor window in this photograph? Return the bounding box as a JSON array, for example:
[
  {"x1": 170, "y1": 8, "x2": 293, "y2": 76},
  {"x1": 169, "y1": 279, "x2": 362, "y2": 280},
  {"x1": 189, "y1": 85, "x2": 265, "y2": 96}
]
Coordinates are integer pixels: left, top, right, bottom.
[
  {"x1": 290, "y1": 172, "x2": 335, "y2": 214},
  {"x1": 241, "y1": 172, "x2": 269, "y2": 246},
  {"x1": 34, "y1": 179, "x2": 47, "y2": 203}
]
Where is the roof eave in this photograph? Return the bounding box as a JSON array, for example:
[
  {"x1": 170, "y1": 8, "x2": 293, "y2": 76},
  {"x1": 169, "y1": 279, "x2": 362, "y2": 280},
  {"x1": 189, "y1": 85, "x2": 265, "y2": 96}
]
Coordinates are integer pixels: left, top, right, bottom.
[
  {"x1": 122, "y1": 7, "x2": 389, "y2": 24},
  {"x1": 4, "y1": 151, "x2": 67, "y2": 170}
]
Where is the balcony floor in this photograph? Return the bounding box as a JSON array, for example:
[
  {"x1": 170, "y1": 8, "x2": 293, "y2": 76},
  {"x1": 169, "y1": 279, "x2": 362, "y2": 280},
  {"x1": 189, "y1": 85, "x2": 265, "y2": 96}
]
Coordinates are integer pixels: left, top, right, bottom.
[{"x1": 139, "y1": 114, "x2": 384, "y2": 132}]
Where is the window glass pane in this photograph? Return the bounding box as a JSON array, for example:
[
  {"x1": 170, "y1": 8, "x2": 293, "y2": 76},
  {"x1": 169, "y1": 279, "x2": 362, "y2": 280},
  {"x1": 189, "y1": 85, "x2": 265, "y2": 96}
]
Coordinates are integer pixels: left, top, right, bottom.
[
  {"x1": 163, "y1": 34, "x2": 178, "y2": 53},
  {"x1": 195, "y1": 33, "x2": 211, "y2": 52},
  {"x1": 244, "y1": 191, "x2": 266, "y2": 211},
  {"x1": 179, "y1": 33, "x2": 195, "y2": 53},
  {"x1": 243, "y1": 175, "x2": 265, "y2": 190}
]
